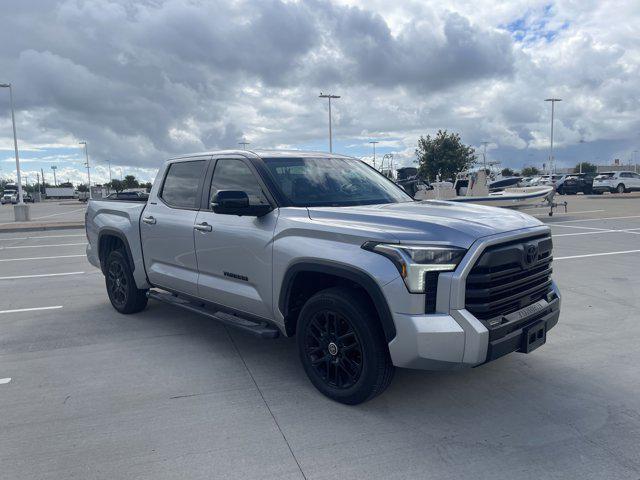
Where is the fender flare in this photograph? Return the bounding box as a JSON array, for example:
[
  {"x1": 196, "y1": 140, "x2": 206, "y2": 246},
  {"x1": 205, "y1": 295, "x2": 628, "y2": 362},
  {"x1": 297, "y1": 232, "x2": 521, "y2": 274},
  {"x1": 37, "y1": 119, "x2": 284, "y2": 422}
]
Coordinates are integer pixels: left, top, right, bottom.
[
  {"x1": 97, "y1": 228, "x2": 136, "y2": 273},
  {"x1": 279, "y1": 260, "x2": 396, "y2": 342}
]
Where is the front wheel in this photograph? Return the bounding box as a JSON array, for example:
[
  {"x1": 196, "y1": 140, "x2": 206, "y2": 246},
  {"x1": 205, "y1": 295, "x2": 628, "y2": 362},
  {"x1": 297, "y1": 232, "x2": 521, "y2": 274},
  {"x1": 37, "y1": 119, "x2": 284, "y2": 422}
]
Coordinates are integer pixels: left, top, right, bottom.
[
  {"x1": 616, "y1": 183, "x2": 626, "y2": 194},
  {"x1": 105, "y1": 250, "x2": 148, "y2": 314},
  {"x1": 296, "y1": 287, "x2": 394, "y2": 405}
]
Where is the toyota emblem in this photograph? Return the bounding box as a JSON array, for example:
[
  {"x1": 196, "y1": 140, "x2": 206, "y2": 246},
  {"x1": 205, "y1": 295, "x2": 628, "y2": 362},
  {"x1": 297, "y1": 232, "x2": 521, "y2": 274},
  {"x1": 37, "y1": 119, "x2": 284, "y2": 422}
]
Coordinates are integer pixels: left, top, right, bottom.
[{"x1": 525, "y1": 244, "x2": 538, "y2": 265}]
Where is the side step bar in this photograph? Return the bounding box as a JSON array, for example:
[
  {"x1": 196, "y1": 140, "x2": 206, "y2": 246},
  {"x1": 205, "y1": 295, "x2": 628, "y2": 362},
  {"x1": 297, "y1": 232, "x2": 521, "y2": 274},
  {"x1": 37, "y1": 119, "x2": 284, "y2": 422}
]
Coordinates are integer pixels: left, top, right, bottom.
[{"x1": 147, "y1": 290, "x2": 280, "y2": 339}]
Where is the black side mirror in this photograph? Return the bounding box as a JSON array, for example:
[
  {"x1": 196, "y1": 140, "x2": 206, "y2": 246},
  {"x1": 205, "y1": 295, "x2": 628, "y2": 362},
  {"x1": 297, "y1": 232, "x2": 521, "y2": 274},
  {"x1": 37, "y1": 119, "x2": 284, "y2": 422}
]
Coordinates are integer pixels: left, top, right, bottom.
[{"x1": 212, "y1": 190, "x2": 272, "y2": 217}]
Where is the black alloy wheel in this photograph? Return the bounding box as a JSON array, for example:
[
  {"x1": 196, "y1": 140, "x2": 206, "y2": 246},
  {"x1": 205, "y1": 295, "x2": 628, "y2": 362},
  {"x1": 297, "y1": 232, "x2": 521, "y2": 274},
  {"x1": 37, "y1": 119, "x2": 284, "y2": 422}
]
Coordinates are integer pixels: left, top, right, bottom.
[
  {"x1": 105, "y1": 249, "x2": 148, "y2": 314},
  {"x1": 304, "y1": 310, "x2": 363, "y2": 389},
  {"x1": 297, "y1": 287, "x2": 394, "y2": 405}
]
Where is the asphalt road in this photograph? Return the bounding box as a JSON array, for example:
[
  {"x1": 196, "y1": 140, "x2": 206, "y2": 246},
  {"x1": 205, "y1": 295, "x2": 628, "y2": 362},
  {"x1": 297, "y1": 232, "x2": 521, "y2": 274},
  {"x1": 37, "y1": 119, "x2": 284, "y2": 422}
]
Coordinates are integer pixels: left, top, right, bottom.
[{"x1": 1, "y1": 195, "x2": 639, "y2": 479}]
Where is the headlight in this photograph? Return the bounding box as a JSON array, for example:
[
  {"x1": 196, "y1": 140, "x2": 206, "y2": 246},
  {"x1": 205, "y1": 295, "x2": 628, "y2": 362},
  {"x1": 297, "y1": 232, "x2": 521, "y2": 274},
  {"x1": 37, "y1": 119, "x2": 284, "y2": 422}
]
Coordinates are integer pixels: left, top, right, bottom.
[{"x1": 362, "y1": 242, "x2": 466, "y2": 293}]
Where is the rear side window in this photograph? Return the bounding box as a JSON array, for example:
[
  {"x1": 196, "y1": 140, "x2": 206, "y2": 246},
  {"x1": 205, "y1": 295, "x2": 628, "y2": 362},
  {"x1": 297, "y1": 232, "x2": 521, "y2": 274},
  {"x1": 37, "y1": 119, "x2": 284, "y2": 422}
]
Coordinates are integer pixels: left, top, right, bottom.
[{"x1": 160, "y1": 160, "x2": 206, "y2": 208}]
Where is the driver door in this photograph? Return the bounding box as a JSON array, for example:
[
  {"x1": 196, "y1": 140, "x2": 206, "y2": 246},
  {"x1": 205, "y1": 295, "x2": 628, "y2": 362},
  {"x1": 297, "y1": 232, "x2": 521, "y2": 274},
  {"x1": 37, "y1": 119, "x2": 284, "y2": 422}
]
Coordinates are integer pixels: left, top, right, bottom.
[{"x1": 194, "y1": 157, "x2": 278, "y2": 319}]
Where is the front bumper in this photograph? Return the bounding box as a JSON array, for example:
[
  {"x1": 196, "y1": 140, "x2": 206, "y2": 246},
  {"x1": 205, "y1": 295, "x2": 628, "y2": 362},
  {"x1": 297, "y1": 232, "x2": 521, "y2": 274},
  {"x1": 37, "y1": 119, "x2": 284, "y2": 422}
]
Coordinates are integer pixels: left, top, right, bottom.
[{"x1": 387, "y1": 281, "x2": 560, "y2": 369}]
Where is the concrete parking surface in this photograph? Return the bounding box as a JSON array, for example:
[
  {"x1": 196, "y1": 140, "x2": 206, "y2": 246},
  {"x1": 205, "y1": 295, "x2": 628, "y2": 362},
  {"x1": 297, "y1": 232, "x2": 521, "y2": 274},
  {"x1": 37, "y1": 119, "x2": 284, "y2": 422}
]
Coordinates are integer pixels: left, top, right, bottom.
[
  {"x1": 0, "y1": 200, "x2": 86, "y2": 226},
  {"x1": 1, "y1": 195, "x2": 639, "y2": 479}
]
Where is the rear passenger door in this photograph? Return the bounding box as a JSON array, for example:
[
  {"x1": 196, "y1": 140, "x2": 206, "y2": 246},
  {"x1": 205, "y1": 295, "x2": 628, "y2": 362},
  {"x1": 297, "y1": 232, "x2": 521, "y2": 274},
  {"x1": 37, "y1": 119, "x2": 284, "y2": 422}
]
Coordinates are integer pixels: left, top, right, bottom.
[
  {"x1": 141, "y1": 158, "x2": 209, "y2": 296},
  {"x1": 193, "y1": 156, "x2": 278, "y2": 319},
  {"x1": 629, "y1": 173, "x2": 640, "y2": 190}
]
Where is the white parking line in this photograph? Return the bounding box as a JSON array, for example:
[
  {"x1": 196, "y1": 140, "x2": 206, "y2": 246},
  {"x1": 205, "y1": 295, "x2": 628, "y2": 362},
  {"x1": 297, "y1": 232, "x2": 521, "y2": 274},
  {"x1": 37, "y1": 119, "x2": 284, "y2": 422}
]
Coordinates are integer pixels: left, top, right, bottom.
[
  {"x1": 0, "y1": 378, "x2": 11, "y2": 385},
  {"x1": 0, "y1": 242, "x2": 87, "y2": 250},
  {"x1": 0, "y1": 305, "x2": 63, "y2": 314},
  {"x1": 0, "y1": 271, "x2": 85, "y2": 281},
  {"x1": 555, "y1": 250, "x2": 640, "y2": 260},
  {"x1": 0, "y1": 234, "x2": 85, "y2": 242},
  {"x1": 550, "y1": 224, "x2": 611, "y2": 231},
  {"x1": 0, "y1": 254, "x2": 85, "y2": 262},
  {"x1": 553, "y1": 227, "x2": 640, "y2": 237},
  {"x1": 550, "y1": 215, "x2": 640, "y2": 224},
  {"x1": 533, "y1": 209, "x2": 605, "y2": 217}
]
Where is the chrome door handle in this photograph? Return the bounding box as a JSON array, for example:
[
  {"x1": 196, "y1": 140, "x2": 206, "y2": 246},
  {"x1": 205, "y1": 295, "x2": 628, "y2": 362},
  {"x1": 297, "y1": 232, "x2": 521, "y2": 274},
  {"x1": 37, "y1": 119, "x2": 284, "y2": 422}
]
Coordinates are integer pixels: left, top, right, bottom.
[
  {"x1": 142, "y1": 215, "x2": 156, "y2": 225},
  {"x1": 194, "y1": 222, "x2": 212, "y2": 232}
]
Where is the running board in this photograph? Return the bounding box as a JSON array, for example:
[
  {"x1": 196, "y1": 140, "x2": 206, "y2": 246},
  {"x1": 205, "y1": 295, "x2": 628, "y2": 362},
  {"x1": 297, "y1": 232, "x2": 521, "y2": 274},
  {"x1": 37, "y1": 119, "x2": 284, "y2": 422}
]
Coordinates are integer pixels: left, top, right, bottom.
[{"x1": 147, "y1": 290, "x2": 280, "y2": 339}]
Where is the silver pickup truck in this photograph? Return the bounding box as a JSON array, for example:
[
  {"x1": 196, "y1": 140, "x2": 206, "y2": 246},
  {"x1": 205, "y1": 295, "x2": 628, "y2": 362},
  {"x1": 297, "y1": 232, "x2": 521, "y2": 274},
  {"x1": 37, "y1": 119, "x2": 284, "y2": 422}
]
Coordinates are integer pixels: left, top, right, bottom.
[{"x1": 85, "y1": 150, "x2": 561, "y2": 404}]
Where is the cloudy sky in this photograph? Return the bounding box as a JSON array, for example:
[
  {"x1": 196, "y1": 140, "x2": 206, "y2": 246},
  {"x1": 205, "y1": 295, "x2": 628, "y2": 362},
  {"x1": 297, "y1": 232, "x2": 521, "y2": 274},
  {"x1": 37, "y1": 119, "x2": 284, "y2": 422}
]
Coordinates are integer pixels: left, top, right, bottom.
[{"x1": 1, "y1": 0, "x2": 639, "y2": 185}]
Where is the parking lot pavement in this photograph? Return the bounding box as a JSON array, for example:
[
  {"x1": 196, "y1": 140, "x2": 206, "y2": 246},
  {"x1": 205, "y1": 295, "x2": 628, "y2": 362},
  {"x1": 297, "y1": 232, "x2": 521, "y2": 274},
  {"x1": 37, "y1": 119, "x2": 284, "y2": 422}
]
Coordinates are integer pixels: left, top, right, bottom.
[
  {"x1": 0, "y1": 201, "x2": 86, "y2": 226},
  {"x1": 1, "y1": 195, "x2": 640, "y2": 480}
]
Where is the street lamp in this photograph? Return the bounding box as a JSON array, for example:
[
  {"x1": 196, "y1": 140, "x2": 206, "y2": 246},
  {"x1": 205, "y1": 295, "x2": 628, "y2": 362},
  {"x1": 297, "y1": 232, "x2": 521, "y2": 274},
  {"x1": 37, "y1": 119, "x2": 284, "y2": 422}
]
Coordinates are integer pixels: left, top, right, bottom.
[
  {"x1": 79, "y1": 141, "x2": 92, "y2": 199},
  {"x1": 369, "y1": 141, "x2": 379, "y2": 169},
  {"x1": 51, "y1": 165, "x2": 58, "y2": 186},
  {"x1": 545, "y1": 98, "x2": 562, "y2": 174},
  {"x1": 319, "y1": 93, "x2": 340, "y2": 153},
  {"x1": 481, "y1": 141, "x2": 490, "y2": 174},
  {"x1": 0, "y1": 82, "x2": 30, "y2": 220}
]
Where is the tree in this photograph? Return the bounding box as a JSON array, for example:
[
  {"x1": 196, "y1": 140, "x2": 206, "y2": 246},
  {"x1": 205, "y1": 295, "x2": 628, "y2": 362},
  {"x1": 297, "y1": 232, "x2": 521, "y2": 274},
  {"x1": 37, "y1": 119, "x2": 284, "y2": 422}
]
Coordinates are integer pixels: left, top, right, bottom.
[
  {"x1": 521, "y1": 166, "x2": 540, "y2": 176},
  {"x1": 109, "y1": 179, "x2": 125, "y2": 193},
  {"x1": 501, "y1": 168, "x2": 515, "y2": 177},
  {"x1": 575, "y1": 162, "x2": 597, "y2": 175},
  {"x1": 141, "y1": 181, "x2": 153, "y2": 191},
  {"x1": 58, "y1": 181, "x2": 73, "y2": 188},
  {"x1": 416, "y1": 130, "x2": 476, "y2": 181},
  {"x1": 123, "y1": 175, "x2": 139, "y2": 190},
  {"x1": 77, "y1": 184, "x2": 89, "y2": 193}
]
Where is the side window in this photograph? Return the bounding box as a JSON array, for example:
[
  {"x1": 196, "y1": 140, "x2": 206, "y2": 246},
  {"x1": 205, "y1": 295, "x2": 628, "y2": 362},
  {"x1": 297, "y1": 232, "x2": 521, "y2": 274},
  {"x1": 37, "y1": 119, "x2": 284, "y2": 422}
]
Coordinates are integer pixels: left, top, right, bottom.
[
  {"x1": 619, "y1": 172, "x2": 630, "y2": 178},
  {"x1": 210, "y1": 159, "x2": 268, "y2": 206},
  {"x1": 160, "y1": 160, "x2": 206, "y2": 208},
  {"x1": 631, "y1": 173, "x2": 640, "y2": 179}
]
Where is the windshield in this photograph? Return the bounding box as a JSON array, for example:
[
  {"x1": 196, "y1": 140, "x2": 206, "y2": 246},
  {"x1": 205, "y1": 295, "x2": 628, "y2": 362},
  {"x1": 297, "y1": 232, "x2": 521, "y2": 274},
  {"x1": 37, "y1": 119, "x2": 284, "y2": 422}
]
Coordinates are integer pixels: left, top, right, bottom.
[{"x1": 263, "y1": 157, "x2": 413, "y2": 207}]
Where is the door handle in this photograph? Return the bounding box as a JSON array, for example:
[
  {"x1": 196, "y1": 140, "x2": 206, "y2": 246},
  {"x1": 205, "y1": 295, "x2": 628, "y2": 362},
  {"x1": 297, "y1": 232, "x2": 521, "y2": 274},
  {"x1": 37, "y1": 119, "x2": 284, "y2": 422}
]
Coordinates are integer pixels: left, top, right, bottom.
[
  {"x1": 142, "y1": 215, "x2": 156, "y2": 225},
  {"x1": 194, "y1": 222, "x2": 212, "y2": 232}
]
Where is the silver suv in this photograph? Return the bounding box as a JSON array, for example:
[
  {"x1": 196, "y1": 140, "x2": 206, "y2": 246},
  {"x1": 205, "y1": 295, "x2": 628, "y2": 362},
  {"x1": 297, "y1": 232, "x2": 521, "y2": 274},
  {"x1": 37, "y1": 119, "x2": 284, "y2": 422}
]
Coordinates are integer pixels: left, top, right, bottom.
[
  {"x1": 592, "y1": 171, "x2": 640, "y2": 194},
  {"x1": 85, "y1": 150, "x2": 561, "y2": 404}
]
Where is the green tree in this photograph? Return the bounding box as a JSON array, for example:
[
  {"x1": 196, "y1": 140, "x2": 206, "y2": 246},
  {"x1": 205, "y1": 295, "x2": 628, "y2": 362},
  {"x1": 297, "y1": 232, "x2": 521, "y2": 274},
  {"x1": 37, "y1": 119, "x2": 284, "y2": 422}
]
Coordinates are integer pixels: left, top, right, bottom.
[
  {"x1": 109, "y1": 179, "x2": 125, "y2": 193},
  {"x1": 123, "y1": 175, "x2": 139, "y2": 190},
  {"x1": 58, "y1": 181, "x2": 73, "y2": 188},
  {"x1": 521, "y1": 166, "x2": 540, "y2": 176},
  {"x1": 501, "y1": 168, "x2": 515, "y2": 177},
  {"x1": 141, "y1": 181, "x2": 153, "y2": 191},
  {"x1": 416, "y1": 130, "x2": 476, "y2": 181},
  {"x1": 575, "y1": 162, "x2": 597, "y2": 174},
  {"x1": 77, "y1": 184, "x2": 89, "y2": 193}
]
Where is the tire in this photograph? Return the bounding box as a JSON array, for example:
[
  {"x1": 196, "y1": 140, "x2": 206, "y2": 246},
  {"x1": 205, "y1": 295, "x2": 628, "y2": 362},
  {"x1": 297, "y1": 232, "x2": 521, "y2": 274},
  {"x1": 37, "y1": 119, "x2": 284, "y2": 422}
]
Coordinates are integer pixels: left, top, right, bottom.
[
  {"x1": 296, "y1": 287, "x2": 395, "y2": 405},
  {"x1": 105, "y1": 249, "x2": 148, "y2": 314},
  {"x1": 616, "y1": 183, "x2": 626, "y2": 194}
]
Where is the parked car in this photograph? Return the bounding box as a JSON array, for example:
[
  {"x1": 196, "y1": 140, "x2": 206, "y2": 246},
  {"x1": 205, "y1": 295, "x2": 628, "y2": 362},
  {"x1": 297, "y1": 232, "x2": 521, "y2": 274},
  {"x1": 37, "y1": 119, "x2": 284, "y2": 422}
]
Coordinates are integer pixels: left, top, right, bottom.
[
  {"x1": 592, "y1": 171, "x2": 640, "y2": 194},
  {"x1": 85, "y1": 150, "x2": 561, "y2": 404},
  {"x1": 556, "y1": 174, "x2": 594, "y2": 195},
  {"x1": 1, "y1": 190, "x2": 16, "y2": 204}
]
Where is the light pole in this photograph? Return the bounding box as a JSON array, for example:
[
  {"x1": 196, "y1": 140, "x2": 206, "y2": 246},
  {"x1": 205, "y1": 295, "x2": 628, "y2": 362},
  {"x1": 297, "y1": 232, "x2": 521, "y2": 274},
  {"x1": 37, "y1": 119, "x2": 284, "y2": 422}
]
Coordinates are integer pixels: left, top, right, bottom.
[
  {"x1": 319, "y1": 93, "x2": 340, "y2": 153},
  {"x1": 79, "y1": 141, "x2": 92, "y2": 199},
  {"x1": 369, "y1": 141, "x2": 379, "y2": 169},
  {"x1": 238, "y1": 141, "x2": 250, "y2": 150},
  {"x1": 0, "y1": 83, "x2": 30, "y2": 220},
  {"x1": 107, "y1": 159, "x2": 112, "y2": 184},
  {"x1": 51, "y1": 165, "x2": 58, "y2": 186},
  {"x1": 545, "y1": 98, "x2": 562, "y2": 174},
  {"x1": 382, "y1": 153, "x2": 394, "y2": 178}
]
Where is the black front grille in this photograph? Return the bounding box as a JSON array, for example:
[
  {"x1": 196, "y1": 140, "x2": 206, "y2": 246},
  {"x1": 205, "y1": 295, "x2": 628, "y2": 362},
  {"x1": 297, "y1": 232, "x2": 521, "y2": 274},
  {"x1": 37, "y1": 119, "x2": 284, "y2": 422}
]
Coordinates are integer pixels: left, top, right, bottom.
[{"x1": 465, "y1": 234, "x2": 553, "y2": 323}]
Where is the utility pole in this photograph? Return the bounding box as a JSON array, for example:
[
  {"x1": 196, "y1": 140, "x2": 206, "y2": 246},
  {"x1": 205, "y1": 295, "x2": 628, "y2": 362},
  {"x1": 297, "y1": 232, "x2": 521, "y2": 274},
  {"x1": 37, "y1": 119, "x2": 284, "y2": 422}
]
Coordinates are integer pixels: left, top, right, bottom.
[
  {"x1": 51, "y1": 165, "x2": 58, "y2": 186},
  {"x1": 41, "y1": 168, "x2": 46, "y2": 194},
  {"x1": 79, "y1": 141, "x2": 92, "y2": 199},
  {"x1": 108, "y1": 159, "x2": 112, "y2": 183},
  {"x1": 545, "y1": 98, "x2": 562, "y2": 174},
  {"x1": 319, "y1": 93, "x2": 340, "y2": 153},
  {"x1": 369, "y1": 141, "x2": 379, "y2": 169}
]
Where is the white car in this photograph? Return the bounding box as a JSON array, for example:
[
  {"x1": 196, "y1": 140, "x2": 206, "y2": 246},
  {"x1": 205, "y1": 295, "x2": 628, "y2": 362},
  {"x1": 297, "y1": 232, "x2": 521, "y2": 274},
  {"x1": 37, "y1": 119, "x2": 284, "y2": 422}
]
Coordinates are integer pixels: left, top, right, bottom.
[
  {"x1": 1, "y1": 190, "x2": 16, "y2": 205},
  {"x1": 592, "y1": 171, "x2": 640, "y2": 194}
]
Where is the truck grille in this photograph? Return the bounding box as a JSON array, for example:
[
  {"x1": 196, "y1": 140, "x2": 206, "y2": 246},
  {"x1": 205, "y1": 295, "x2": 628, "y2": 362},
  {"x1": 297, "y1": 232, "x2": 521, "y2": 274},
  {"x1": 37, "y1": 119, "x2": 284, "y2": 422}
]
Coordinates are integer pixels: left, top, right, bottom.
[{"x1": 465, "y1": 234, "x2": 553, "y2": 322}]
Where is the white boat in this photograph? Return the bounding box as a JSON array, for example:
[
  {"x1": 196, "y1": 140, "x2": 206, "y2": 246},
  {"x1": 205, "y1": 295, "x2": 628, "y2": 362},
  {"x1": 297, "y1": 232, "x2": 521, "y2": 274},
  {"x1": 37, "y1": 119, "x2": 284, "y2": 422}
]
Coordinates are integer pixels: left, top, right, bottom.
[{"x1": 414, "y1": 170, "x2": 555, "y2": 209}]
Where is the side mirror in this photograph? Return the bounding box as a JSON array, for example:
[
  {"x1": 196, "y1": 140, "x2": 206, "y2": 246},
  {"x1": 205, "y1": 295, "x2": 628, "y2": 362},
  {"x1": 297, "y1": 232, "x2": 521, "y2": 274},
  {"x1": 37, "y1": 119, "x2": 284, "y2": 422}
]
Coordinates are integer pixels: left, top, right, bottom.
[{"x1": 212, "y1": 190, "x2": 272, "y2": 217}]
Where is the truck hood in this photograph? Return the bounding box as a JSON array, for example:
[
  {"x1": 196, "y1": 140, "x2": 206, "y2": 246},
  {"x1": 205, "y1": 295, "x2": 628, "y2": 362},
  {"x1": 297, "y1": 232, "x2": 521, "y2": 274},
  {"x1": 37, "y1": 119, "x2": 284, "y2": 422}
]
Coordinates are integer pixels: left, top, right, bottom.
[{"x1": 307, "y1": 200, "x2": 544, "y2": 248}]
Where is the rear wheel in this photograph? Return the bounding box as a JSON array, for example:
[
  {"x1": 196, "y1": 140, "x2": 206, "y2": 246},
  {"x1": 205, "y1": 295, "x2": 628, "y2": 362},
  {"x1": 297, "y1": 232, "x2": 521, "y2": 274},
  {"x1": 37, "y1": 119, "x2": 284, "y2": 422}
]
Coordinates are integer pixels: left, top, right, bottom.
[
  {"x1": 105, "y1": 250, "x2": 148, "y2": 314},
  {"x1": 296, "y1": 287, "x2": 394, "y2": 405},
  {"x1": 616, "y1": 183, "x2": 626, "y2": 194}
]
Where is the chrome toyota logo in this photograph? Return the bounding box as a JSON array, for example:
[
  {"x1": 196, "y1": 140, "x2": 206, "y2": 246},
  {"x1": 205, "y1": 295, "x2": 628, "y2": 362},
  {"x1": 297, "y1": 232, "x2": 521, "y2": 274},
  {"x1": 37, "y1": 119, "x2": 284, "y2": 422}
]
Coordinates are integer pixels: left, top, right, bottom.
[{"x1": 525, "y1": 244, "x2": 538, "y2": 265}]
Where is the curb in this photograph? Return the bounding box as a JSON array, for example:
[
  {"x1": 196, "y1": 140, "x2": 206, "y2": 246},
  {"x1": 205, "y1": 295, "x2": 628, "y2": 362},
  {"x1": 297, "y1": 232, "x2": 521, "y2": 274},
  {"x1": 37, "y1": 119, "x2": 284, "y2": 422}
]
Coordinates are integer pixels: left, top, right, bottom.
[{"x1": 0, "y1": 221, "x2": 85, "y2": 234}]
